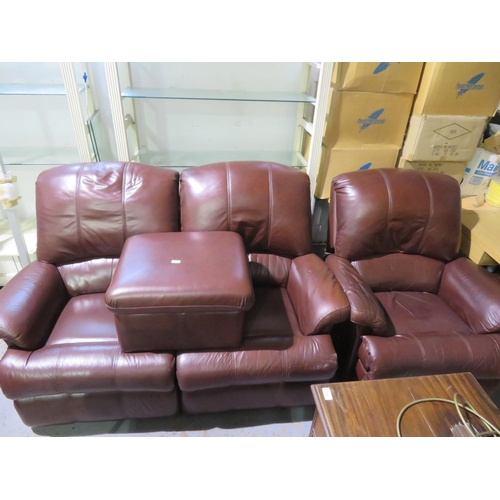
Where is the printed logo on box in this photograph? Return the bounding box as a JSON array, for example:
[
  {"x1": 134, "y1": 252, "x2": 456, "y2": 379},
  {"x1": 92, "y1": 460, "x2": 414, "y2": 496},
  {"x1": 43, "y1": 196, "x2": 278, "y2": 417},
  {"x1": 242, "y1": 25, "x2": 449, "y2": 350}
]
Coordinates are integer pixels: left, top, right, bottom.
[
  {"x1": 357, "y1": 109, "x2": 386, "y2": 132},
  {"x1": 455, "y1": 73, "x2": 485, "y2": 98},
  {"x1": 359, "y1": 162, "x2": 372, "y2": 170},
  {"x1": 372, "y1": 62, "x2": 400, "y2": 74},
  {"x1": 373, "y1": 63, "x2": 391, "y2": 74},
  {"x1": 474, "y1": 158, "x2": 500, "y2": 177}
]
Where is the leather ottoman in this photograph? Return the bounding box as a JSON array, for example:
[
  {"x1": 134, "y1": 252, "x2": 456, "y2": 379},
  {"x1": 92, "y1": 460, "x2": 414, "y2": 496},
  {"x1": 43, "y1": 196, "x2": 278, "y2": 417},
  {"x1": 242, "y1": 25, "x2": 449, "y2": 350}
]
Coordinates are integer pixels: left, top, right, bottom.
[{"x1": 105, "y1": 231, "x2": 255, "y2": 352}]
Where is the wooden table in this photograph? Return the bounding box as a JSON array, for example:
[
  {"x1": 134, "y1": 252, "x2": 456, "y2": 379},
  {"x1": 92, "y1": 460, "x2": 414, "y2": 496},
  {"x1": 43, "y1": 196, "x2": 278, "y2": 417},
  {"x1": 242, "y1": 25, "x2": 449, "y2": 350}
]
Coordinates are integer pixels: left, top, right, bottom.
[
  {"x1": 310, "y1": 373, "x2": 500, "y2": 437},
  {"x1": 461, "y1": 197, "x2": 500, "y2": 266}
]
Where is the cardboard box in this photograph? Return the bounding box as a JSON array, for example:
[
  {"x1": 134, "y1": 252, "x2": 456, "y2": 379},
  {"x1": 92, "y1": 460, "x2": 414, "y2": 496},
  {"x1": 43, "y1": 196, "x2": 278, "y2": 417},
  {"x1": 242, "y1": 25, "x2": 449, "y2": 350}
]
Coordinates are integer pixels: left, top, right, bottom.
[
  {"x1": 323, "y1": 90, "x2": 414, "y2": 149},
  {"x1": 315, "y1": 147, "x2": 399, "y2": 199},
  {"x1": 413, "y1": 63, "x2": 500, "y2": 117},
  {"x1": 402, "y1": 115, "x2": 487, "y2": 162},
  {"x1": 332, "y1": 62, "x2": 423, "y2": 93},
  {"x1": 398, "y1": 158, "x2": 467, "y2": 182},
  {"x1": 460, "y1": 148, "x2": 500, "y2": 197},
  {"x1": 483, "y1": 132, "x2": 500, "y2": 154}
]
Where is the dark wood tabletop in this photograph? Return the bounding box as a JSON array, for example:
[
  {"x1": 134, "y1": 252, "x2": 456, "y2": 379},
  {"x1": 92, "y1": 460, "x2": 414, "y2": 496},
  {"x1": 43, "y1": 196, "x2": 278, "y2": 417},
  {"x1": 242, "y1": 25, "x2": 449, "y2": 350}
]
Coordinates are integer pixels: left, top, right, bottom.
[{"x1": 310, "y1": 373, "x2": 500, "y2": 437}]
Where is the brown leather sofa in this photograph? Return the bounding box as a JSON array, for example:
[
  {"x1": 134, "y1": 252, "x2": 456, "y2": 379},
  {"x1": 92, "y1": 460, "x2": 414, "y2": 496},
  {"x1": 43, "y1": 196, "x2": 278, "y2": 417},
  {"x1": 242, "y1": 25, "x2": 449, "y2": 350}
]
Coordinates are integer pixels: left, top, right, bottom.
[
  {"x1": 326, "y1": 168, "x2": 500, "y2": 396},
  {"x1": 0, "y1": 160, "x2": 349, "y2": 428}
]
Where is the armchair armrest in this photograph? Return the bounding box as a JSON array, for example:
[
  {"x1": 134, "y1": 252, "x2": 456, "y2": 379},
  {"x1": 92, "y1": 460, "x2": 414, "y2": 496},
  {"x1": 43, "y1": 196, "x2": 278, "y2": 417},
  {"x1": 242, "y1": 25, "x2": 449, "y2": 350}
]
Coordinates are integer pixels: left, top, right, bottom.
[
  {"x1": 438, "y1": 257, "x2": 500, "y2": 334},
  {"x1": 286, "y1": 254, "x2": 350, "y2": 335},
  {"x1": 325, "y1": 255, "x2": 387, "y2": 334},
  {"x1": 0, "y1": 261, "x2": 69, "y2": 349}
]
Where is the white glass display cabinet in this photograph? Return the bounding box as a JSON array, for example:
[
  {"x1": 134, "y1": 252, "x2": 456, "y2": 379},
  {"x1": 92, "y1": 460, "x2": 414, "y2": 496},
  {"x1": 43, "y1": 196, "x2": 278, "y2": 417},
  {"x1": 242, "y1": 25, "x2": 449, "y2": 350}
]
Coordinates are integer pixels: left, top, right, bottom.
[
  {"x1": 0, "y1": 62, "x2": 103, "y2": 284},
  {"x1": 104, "y1": 62, "x2": 333, "y2": 202}
]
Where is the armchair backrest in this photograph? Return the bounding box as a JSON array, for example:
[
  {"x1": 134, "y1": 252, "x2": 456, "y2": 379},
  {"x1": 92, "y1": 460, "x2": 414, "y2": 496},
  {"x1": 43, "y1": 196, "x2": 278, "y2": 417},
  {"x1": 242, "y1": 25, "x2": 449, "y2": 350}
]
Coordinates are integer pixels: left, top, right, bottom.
[
  {"x1": 329, "y1": 168, "x2": 462, "y2": 292},
  {"x1": 180, "y1": 161, "x2": 312, "y2": 258},
  {"x1": 36, "y1": 162, "x2": 180, "y2": 265}
]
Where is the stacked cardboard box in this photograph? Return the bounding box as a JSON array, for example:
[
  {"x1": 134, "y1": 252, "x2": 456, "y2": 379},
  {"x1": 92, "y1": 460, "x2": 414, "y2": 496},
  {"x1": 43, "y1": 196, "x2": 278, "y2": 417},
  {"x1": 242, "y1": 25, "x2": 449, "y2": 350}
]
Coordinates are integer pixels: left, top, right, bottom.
[
  {"x1": 399, "y1": 63, "x2": 500, "y2": 196},
  {"x1": 313, "y1": 62, "x2": 423, "y2": 199}
]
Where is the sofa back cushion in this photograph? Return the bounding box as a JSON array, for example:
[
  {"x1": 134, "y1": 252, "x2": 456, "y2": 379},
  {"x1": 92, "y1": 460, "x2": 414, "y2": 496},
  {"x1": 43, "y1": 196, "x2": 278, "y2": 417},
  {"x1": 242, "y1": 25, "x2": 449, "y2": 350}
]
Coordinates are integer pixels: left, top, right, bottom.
[
  {"x1": 329, "y1": 168, "x2": 461, "y2": 262},
  {"x1": 57, "y1": 258, "x2": 119, "y2": 297},
  {"x1": 36, "y1": 162, "x2": 179, "y2": 264},
  {"x1": 180, "y1": 161, "x2": 312, "y2": 258}
]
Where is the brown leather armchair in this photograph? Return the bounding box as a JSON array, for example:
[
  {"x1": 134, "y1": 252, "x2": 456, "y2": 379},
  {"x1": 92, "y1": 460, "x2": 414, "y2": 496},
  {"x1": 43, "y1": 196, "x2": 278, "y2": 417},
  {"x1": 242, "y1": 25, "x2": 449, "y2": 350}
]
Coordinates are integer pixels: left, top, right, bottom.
[
  {"x1": 0, "y1": 160, "x2": 349, "y2": 429},
  {"x1": 325, "y1": 168, "x2": 500, "y2": 395}
]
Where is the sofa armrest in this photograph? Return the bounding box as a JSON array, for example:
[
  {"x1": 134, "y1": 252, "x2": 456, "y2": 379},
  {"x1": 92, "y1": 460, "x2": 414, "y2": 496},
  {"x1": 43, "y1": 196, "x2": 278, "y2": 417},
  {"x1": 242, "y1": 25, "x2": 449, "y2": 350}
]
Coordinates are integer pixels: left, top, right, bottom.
[
  {"x1": 438, "y1": 257, "x2": 500, "y2": 334},
  {"x1": 325, "y1": 255, "x2": 387, "y2": 334},
  {"x1": 286, "y1": 253, "x2": 350, "y2": 336},
  {"x1": 0, "y1": 261, "x2": 69, "y2": 349}
]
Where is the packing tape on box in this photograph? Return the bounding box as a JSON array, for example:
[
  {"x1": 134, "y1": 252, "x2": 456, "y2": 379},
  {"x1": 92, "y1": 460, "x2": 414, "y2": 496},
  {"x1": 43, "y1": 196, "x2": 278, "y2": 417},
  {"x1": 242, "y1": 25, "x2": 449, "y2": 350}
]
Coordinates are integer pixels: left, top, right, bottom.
[
  {"x1": 0, "y1": 179, "x2": 21, "y2": 209},
  {"x1": 486, "y1": 177, "x2": 500, "y2": 207}
]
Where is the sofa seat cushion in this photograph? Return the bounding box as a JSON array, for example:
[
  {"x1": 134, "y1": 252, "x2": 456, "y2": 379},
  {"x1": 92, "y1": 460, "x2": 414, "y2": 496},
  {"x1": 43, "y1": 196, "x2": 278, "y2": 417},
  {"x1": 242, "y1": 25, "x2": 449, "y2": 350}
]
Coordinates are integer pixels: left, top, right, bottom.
[
  {"x1": 375, "y1": 291, "x2": 474, "y2": 337},
  {"x1": 176, "y1": 287, "x2": 337, "y2": 392},
  {"x1": 0, "y1": 294, "x2": 176, "y2": 400},
  {"x1": 177, "y1": 333, "x2": 337, "y2": 392},
  {"x1": 47, "y1": 293, "x2": 118, "y2": 345}
]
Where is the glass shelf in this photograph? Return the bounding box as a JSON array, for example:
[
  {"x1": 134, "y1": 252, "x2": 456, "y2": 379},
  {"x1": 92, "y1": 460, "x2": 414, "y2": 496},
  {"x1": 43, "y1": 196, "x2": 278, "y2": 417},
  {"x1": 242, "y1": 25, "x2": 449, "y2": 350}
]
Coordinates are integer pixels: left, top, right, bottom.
[
  {"x1": 122, "y1": 87, "x2": 315, "y2": 104},
  {"x1": 0, "y1": 219, "x2": 37, "y2": 257},
  {"x1": 0, "y1": 147, "x2": 80, "y2": 166},
  {"x1": 133, "y1": 150, "x2": 307, "y2": 170},
  {"x1": 0, "y1": 83, "x2": 84, "y2": 96}
]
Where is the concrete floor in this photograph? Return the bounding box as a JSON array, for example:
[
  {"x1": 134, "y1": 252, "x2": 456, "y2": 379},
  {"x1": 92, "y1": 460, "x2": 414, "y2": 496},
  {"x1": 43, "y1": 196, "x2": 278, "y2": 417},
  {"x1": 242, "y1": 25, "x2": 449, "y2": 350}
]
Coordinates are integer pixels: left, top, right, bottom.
[{"x1": 0, "y1": 341, "x2": 314, "y2": 437}]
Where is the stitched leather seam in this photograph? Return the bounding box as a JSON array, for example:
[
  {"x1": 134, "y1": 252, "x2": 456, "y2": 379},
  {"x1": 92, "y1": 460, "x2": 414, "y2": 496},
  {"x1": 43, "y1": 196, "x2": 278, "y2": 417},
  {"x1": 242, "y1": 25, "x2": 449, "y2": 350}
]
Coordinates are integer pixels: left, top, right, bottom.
[
  {"x1": 418, "y1": 172, "x2": 433, "y2": 256},
  {"x1": 75, "y1": 165, "x2": 85, "y2": 258},
  {"x1": 378, "y1": 170, "x2": 393, "y2": 251},
  {"x1": 226, "y1": 162, "x2": 232, "y2": 231},
  {"x1": 0, "y1": 322, "x2": 22, "y2": 346},
  {"x1": 452, "y1": 331, "x2": 474, "y2": 362},
  {"x1": 121, "y1": 162, "x2": 130, "y2": 243},
  {"x1": 112, "y1": 346, "x2": 119, "y2": 391},
  {"x1": 267, "y1": 164, "x2": 273, "y2": 250},
  {"x1": 407, "y1": 333, "x2": 427, "y2": 362}
]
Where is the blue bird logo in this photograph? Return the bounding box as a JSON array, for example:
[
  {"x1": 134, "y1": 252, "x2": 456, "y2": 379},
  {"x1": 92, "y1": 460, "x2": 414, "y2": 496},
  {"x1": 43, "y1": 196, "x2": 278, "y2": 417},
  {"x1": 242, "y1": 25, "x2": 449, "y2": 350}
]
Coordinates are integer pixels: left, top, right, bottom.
[
  {"x1": 358, "y1": 108, "x2": 386, "y2": 132},
  {"x1": 359, "y1": 162, "x2": 372, "y2": 170},
  {"x1": 373, "y1": 63, "x2": 391, "y2": 74},
  {"x1": 456, "y1": 73, "x2": 485, "y2": 98}
]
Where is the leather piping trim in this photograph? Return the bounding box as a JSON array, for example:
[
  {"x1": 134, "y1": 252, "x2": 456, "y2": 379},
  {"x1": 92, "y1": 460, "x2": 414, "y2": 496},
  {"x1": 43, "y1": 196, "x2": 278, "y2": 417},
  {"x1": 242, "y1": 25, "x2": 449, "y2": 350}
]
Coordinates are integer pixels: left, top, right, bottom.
[
  {"x1": 121, "y1": 162, "x2": 130, "y2": 243},
  {"x1": 267, "y1": 163, "x2": 273, "y2": 250},
  {"x1": 75, "y1": 164, "x2": 85, "y2": 257},
  {"x1": 417, "y1": 172, "x2": 434, "y2": 257},
  {"x1": 226, "y1": 162, "x2": 232, "y2": 231}
]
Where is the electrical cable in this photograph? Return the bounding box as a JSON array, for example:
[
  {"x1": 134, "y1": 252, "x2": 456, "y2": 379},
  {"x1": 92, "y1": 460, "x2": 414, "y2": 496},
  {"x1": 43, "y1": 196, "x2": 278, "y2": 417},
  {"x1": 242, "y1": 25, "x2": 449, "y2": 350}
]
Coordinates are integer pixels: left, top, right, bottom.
[{"x1": 396, "y1": 392, "x2": 500, "y2": 437}]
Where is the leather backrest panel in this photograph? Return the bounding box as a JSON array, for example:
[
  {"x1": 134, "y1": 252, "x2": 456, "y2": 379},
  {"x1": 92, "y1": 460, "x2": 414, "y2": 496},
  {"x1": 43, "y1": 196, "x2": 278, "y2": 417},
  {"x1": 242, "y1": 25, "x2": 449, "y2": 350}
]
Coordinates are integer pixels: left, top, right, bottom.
[
  {"x1": 36, "y1": 162, "x2": 179, "y2": 264},
  {"x1": 180, "y1": 161, "x2": 312, "y2": 257},
  {"x1": 329, "y1": 168, "x2": 461, "y2": 262}
]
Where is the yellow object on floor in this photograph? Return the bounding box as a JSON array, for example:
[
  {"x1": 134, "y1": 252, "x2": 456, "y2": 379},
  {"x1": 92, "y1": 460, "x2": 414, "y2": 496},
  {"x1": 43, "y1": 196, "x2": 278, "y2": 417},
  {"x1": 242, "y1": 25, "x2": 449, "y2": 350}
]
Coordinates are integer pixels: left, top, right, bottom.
[{"x1": 485, "y1": 177, "x2": 500, "y2": 207}]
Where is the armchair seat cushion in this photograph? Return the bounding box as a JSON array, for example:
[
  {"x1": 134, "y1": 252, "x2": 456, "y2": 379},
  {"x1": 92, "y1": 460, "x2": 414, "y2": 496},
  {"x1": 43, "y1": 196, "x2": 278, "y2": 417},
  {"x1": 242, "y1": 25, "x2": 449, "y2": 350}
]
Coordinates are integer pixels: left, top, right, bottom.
[
  {"x1": 356, "y1": 291, "x2": 500, "y2": 380},
  {"x1": 0, "y1": 294, "x2": 176, "y2": 400},
  {"x1": 357, "y1": 332, "x2": 500, "y2": 380},
  {"x1": 376, "y1": 291, "x2": 474, "y2": 337}
]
